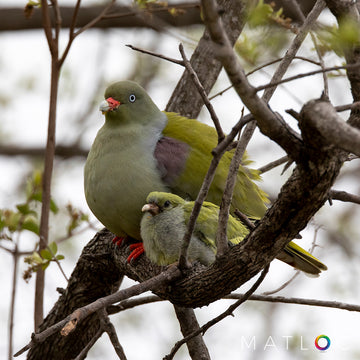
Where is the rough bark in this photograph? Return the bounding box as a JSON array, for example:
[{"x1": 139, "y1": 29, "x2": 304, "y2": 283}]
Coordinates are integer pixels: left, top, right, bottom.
[{"x1": 27, "y1": 230, "x2": 123, "y2": 360}]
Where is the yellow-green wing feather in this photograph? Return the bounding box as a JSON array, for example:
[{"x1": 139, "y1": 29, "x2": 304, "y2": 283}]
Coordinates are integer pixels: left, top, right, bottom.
[{"x1": 163, "y1": 112, "x2": 268, "y2": 219}]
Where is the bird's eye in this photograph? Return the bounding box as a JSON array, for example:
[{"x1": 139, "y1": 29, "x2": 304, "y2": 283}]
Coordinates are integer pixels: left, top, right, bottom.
[
  {"x1": 163, "y1": 200, "x2": 171, "y2": 208},
  {"x1": 129, "y1": 94, "x2": 136, "y2": 103}
]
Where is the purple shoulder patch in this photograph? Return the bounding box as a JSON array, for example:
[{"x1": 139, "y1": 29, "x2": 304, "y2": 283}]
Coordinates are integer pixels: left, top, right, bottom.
[{"x1": 154, "y1": 136, "x2": 190, "y2": 185}]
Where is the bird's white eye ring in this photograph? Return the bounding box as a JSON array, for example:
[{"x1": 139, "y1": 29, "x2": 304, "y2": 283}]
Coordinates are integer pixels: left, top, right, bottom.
[{"x1": 129, "y1": 94, "x2": 136, "y2": 103}]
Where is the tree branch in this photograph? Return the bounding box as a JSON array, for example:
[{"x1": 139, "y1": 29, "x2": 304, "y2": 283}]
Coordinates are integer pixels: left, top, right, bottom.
[
  {"x1": 299, "y1": 99, "x2": 360, "y2": 157},
  {"x1": 2, "y1": 3, "x2": 202, "y2": 32},
  {"x1": 200, "y1": 0, "x2": 305, "y2": 163}
]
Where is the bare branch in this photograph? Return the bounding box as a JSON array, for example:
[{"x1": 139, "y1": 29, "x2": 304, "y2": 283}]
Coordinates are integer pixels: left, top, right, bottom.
[
  {"x1": 179, "y1": 43, "x2": 224, "y2": 142},
  {"x1": 200, "y1": 0, "x2": 305, "y2": 162},
  {"x1": 255, "y1": 62, "x2": 360, "y2": 93},
  {"x1": 73, "y1": 328, "x2": 103, "y2": 360},
  {"x1": 300, "y1": 99, "x2": 360, "y2": 157},
  {"x1": 126, "y1": 44, "x2": 184, "y2": 66},
  {"x1": 164, "y1": 265, "x2": 269, "y2": 360},
  {"x1": 98, "y1": 308, "x2": 127, "y2": 360},
  {"x1": 216, "y1": 114, "x2": 246, "y2": 257},
  {"x1": 257, "y1": 155, "x2": 289, "y2": 174},
  {"x1": 226, "y1": 293, "x2": 360, "y2": 312},
  {"x1": 329, "y1": 189, "x2": 360, "y2": 205}
]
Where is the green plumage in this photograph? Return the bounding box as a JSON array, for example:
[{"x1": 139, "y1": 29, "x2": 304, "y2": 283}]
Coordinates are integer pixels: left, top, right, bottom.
[
  {"x1": 84, "y1": 80, "x2": 267, "y2": 242},
  {"x1": 141, "y1": 192, "x2": 327, "y2": 275}
]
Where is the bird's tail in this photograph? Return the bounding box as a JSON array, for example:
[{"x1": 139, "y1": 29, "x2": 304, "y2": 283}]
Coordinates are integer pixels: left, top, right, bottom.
[{"x1": 276, "y1": 241, "x2": 327, "y2": 276}]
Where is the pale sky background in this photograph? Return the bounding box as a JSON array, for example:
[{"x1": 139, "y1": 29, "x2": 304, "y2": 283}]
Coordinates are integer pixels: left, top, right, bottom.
[{"x1": 1, "y1": 1, "x2": 360, "y2": 360}]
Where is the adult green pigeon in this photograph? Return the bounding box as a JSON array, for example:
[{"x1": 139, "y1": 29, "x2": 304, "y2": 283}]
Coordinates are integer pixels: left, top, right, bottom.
[
  {"x1": 141, "y1": 192, "x2": 327, "y2": 275},
  {"x1": 84, "y1": 80, "x2": 268, "y2": 261}
]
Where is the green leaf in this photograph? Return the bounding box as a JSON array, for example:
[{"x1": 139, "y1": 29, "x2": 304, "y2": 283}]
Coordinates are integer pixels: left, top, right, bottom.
[
  {"x1": 32, "y1": 251, "x2": 43, "y2": 265},
  {"x1": 40, "y1": 249, "x2": 52, "y2": 261},
  {"x1": 22, "y1": 218, "x2": 40, "y2": 235},
  {"x1": 41, "y1": 262, "x2": 50, "y2": 271},
  {"x1": 16, "y1": 203, "x2": 30, "y2": 215},
  {"x1": 30, "y1": 192, "x2": 42, "y2": 203},
  {"x1": 56, "y1": 254, "x2": 65, "y2": 261},
  {"x1": 248, "y1": 0, "x2": 273, "y2": 28},
  {"x1": 17, "y1": 203, "x2": 38, "y2": 217},
  {"x1": 50, "y1": 199, "x2": 59, "y2": 214},
  {"x1": 48, "y1": 241, "x2": 58, "y2": 255}
]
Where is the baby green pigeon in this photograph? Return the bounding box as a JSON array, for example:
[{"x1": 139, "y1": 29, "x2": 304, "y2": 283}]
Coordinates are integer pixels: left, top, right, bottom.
[
  {"x1": 84, "y1": 80, "x2": 268, "y2": 261},
  {"x1": 141, "y1": 192, "x2": 327, "y2": 275}
]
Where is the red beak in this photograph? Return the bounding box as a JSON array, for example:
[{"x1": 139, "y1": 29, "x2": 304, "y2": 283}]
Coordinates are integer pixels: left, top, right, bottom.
[
  {"x1": 106, "y1": 97, "x2": 120, "y2": 109},
  {"x1": 99, "y1": 97, "x2": 121, "y2": 113}
]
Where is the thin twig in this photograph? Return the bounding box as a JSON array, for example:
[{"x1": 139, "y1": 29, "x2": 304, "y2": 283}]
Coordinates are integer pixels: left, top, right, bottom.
[
  {"x1": 46, "y1": 245, "x2": 69, "y2": 282},
  {"x1": 126, "y1": 44, "x2": 184, "y2": 65},
  {"x1": 310, "y1": 31, "x2": 329, "y2": 97},
  {"x1": 225, "y1": 293, "x2": 360, "y2": 312},
  {"x1": 335, "y1": 101, "x2": 360, "y2": 112},
  {"x1": 60, "y1": 0, "x2": 116, "y2": 65},
  {"x1": 257, "y1": 155, "x2": 289, "y2": 174},
  {"x1": 209, "y1": 56, "x2": 321, "y2": 100},
  {"x1": 8, "y1": 240, "x2": 19, "y2": 360},
  {"x1": 216, "y1": 111, "x2": 246, "y2": 257},
  {"x1": 178, "y1": 116, "x2": 251, "y2": 270},
  {"x1": 164, "y1": 265, "x2": 270, "y2": 360},
  {"x1": 262, "y1": 271, "x2": 300, "y2": 296},
  {"x1": 179, "y1": 43, "x2": 224, "y2": 142},
  {"x1": 255, "y1": 62, "x2": 360, "y2": 93},
  {"x1": 234, "y1": 209, "x2": 255, "y2": 231},
  {"x1": 329, "y1": 189, "x2": 360, "y2": 205},
  {"x1": 99, "y1": 308, "x2": 127, "y2": 360},
  {"x1": 73, "y1": 328, "x2": 103, "y2": 360}
]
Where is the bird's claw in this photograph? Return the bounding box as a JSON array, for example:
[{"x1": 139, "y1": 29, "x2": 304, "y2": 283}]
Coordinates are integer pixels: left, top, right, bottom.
[
  {"x1": 112, "y1": 236, "x2": 126, "y2": 247},
  {"x1": 127, "y1": 242, "x2": 144, "y2": 263}
]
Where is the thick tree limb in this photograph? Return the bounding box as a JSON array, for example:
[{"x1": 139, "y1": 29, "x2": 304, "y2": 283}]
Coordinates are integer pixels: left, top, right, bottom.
[
  {"x1": 26, "y1": 230, "x2": 124, "y2": 360},
  {"x1": 299, "y1": 99, "x2": 360, "y2": 156},
  {"x1": 1, "y1": 1, "x2": 321, "y2": 32},
  {"x1": 1, "y1": 3, "x2": 202, "y2": 32}
]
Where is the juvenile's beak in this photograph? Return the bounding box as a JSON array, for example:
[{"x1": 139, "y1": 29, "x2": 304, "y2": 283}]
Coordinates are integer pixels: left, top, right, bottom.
[
  {"x1": 99, "y1": 97, "x2": 120, "y2": 114},
  {"x1": 142, "y1": 203, "x2": 160, "y2": 216}
]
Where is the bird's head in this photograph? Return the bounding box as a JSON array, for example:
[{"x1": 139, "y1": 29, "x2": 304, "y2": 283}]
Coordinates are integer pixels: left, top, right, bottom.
[
  {"x1": 141, "y1": 192, "x2": 185, "y2": 216},
  {"x1": 99, "y1": 80, "x2": 161, "y2": 124}
]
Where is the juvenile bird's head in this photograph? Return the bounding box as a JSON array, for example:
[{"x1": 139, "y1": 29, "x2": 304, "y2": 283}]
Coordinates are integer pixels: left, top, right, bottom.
[
  {"x1": 141, "y1": 192, "x2": 185, "y2": 216},
  {"x1": 99, "y1": 80, "x2": 161, "y2": 125}
]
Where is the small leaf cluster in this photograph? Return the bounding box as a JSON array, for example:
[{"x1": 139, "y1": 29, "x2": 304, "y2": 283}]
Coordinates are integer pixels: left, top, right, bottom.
[
  {"x1": 315, "y1": 19, "x2": 360, "y2": 57},
  {"x1": 66, "y1": 203, "x2": 89, "y2": 237},
  {"x1": 23, "y1": 242, "x2": 64, "y2": 282},
  {"x1": 236, "y1": 1, "x2": 292, "y2": 66},
  {"x1": 0, "y1": 170, "x2": 58, "y2": 240}
]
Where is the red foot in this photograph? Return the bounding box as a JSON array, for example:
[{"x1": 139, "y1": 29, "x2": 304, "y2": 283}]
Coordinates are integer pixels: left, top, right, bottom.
[
  {"x1": 112, "y1": 236, "x2": 126, "y2": 246},
  {"x1": 127, "y1": 242, "x2": 144, "y2": 263}
]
